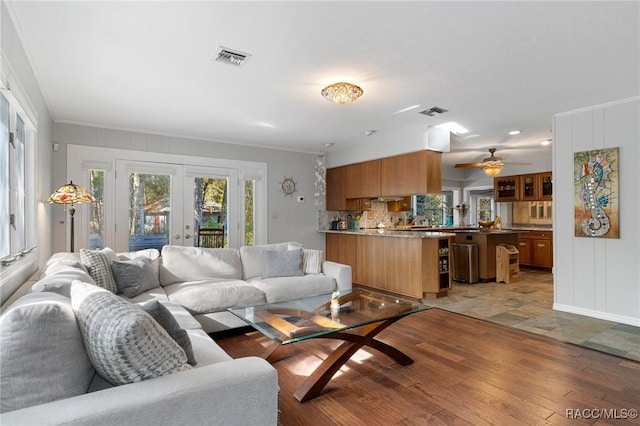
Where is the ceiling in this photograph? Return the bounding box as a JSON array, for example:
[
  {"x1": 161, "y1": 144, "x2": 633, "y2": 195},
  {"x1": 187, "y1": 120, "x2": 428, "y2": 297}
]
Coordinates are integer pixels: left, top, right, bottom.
[{"x1": 5, "y1": 1, "x2": 639, "y2": 166}]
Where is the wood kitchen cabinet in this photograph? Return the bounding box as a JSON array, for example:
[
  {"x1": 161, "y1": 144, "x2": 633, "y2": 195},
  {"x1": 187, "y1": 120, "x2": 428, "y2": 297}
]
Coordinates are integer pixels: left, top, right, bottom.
[
  {"x1": 380, "y1": 150, "x2": 442, "y2": 196},
  {"x1": 386, "y1": 196, "x2": 412, "y2": 212},
  {"x1": 495, "y1": 172, "x2": 552, "y2": 202},
  {"x1": 517, "y1": 230, "x2": 552, "y2": 269},
  {"x1": 325, "y1": 233, "x2": 357, "y2": 273},
  {"x1": 326, "y1": 166, "x2": 347, "y2": 211},
  {"x1": 325, "y1": 232, "x2": 452, "y2": 299},
  {"x1": 345, "y1": 159, "x2": 381, "y2": 199},
  {"x1": 345, "y1": 197, "x2": 372, "y2": 211}
]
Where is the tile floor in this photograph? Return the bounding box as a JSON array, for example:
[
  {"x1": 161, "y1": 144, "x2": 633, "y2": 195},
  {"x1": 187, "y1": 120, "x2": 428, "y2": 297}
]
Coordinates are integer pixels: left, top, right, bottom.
[{"x1": 425, "y1": 268, "x2": 640, "y2": 361}]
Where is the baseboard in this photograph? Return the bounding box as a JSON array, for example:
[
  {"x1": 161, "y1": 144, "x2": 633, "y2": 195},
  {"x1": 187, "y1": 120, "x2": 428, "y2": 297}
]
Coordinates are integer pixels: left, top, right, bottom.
[{"x1": 553, "y1": 303, "x2": 640, "y2": 327}]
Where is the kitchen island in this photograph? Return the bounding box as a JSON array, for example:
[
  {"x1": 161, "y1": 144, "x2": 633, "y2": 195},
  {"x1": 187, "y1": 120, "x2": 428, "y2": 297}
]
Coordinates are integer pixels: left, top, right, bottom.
[
  {"x1": 322, "y1": 229, "x2": 455, "y2": 299},
  {"x1": 453, "y1": 230, "x2": 520, "y2": 282}
]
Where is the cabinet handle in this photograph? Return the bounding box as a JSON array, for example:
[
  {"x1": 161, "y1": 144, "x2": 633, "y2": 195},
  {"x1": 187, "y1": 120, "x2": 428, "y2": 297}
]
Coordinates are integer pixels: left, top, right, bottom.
[
  {"x1": 519, "y1": 242, "x2": 526, "y2": 246},
  {"x1": 537, "y1": 243, "x2": 545, "y2": 248}
]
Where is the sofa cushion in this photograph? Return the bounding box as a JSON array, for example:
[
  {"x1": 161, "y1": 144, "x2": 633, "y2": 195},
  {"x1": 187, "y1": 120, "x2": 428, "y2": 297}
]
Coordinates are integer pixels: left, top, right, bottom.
[
  {"x1": 239, "y1": 242, "x2": 299, "y2": 280},
  {"x1": 0, "y1": 292, "x2": 95, "y2": 413},
  {"x1": 141, "y1": 301, "x2": 196, "y2": 366},
  {"x1": 117, "y1": 248, "x2": 161, "y2": 278},
  {"x1": 164, "y1": 280, "x2": 266, "y2": 314},
  {"x1": 80, "y1": 249, "x2": 118, "y2": 293},
  {"x1": 249, "y1": 275, "x2": 337, "y2": 303},
  {"x1": 187, "y1": 329, "x2": 233, "y2": 367},
  {"x1": 71, "y1": 281, "x2": 192, "y2": 386},
  {"x1": 160, "y1": 245, "x2": 242, "y2": 286},
  {"x1": 111, "y1": 257, "x2": 160, "y2": 298},
  {"x1": 262, "y1": 249, "x2": 304, "y2": 279},
  {"x1": 30, "y1": 267, "x2": 96, "y2": 297}
]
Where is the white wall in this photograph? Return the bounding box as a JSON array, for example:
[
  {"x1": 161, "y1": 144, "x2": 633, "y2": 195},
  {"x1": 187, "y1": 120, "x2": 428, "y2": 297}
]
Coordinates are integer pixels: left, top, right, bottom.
[
  {"x1": 553, "y1": 97, "x2": 639, "y2": 326},
  {"x1": 1, "y1": 1, "x2": 54, "y2": 277},
  {"x1": 51, "y1": 123, "x2": 324, "y2": 251}
]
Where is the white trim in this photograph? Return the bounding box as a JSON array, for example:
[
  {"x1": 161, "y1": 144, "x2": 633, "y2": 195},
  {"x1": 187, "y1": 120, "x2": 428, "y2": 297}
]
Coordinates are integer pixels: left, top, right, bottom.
[
  {"x1": 553, "y1": 96, "x2": 640, "y2": 118},
  {"x1": 553, "y1": 303, "x2": 640, "y2": 327},
  {"x1": 0, "y1": 57, "x2": 38, "y2": 128}
]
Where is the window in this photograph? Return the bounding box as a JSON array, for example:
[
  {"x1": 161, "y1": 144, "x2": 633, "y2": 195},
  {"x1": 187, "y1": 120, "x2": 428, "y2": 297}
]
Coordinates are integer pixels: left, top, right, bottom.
[
  {"x1": 413, "y1": 191, "x2": 453, "y2": 226},
  {"x1": 469, "y1": 189, "x2": 495, "y2": 223},
  {"x1": 89, "y1": 169, "x2": 105, "y2": 249},
  {"x1": 0, "y1": 92, "x2": 34, "y2": 262}
]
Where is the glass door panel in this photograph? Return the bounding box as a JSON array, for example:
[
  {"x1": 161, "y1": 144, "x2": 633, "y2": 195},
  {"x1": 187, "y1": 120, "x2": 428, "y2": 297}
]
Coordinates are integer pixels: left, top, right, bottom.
[{"x1": 191, "y1": 176, "x2": 228, "y2": 248}]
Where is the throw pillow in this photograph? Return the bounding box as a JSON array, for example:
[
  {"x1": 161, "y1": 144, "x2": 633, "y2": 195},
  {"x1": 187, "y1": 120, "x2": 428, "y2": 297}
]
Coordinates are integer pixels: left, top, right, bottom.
[
  {"x1": 287, "y1": 243, "x2": 323, "y2": 274},
  {"x1": 80, "y1": 249, "x2": 118, "y2": 293},
  {"x1": 70, "y1": 281, "x2": 191, "y2": 385},
  {"x1": 0, "y1": 292, "x2": 94, "y2": 413},
  {"x1": 262, "y1": 249, "x2": 304, "y2": 279},
  {"x1": 140, "y1": 301, "x2": 196, "y2": 366},
  {"x1": 111, "y1": 257, "x2": 160, "y2": 298}
]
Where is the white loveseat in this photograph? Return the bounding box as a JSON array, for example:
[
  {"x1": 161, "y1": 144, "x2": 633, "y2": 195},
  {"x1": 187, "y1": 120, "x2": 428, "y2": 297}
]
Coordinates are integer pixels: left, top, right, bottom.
[{"x1": 0, "y1": 242, "x2": 352, "y2": 425}]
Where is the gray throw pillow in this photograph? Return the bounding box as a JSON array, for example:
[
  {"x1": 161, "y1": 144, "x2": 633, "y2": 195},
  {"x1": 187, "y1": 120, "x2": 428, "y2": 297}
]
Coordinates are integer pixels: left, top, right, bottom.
[
  {"x1": 262, "y1": 249, "x2": 304, "y2": 279},
  {"x1": 80, "y1": 249, "x2": 118, "y2": 293},
  {"x1": 0, "y1": 292, "x2": 94, "y2": 413},
  {"x1": 140, "y1": 301, "x2": 196, "y2": 366},
  {"x1": 111, "y1": 257, "x2": 160, "y2": 298},
  {"x1": 70, "y1": 281, "x2": 191, "y2": 386}
]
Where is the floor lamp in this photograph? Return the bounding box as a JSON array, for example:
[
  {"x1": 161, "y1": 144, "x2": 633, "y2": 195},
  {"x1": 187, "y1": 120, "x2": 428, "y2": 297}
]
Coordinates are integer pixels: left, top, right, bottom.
[{"x1": 47, "y1": 181, "x2": 95, "y2": 252}]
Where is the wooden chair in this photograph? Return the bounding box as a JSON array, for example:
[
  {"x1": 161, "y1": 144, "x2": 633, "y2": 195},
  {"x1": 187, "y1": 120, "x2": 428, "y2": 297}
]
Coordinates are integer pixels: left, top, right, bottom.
[{"x1": 197, "y1": 227, "x2": 225, "y2": 248}]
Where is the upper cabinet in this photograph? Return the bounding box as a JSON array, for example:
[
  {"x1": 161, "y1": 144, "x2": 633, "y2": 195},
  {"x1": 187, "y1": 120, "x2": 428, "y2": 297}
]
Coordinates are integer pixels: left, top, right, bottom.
[
  {"x1": 345, "y1": 159, "x2": 381, "y2": 199},
  {"x1": 495, "y1": 172, "x2": 552, "y2": 202},
  {"x1": 380, "y1": 150, "x2": 442, "y2": 196},
  {"x1": 326, "y1": 166, "x2": 347, "y2": 211},
  {"x1": 326, "y1": 150, "x2": 442, "y2": 210}
]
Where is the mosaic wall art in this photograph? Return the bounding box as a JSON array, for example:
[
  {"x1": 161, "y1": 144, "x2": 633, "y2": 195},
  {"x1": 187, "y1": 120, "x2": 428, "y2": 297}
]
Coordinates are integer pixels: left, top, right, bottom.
[{"x1": 573, "y1": 147, "x2": 619, "y2": 238}]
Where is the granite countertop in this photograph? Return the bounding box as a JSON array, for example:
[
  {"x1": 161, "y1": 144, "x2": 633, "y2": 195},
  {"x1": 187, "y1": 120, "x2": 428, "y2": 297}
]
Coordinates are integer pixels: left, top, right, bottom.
[
  {"x1": 320, "y1": 229, "x2": 455, "y2": 239},
  {"x1": 501, "y1": 225, "x2": 553, "y2": 232}
]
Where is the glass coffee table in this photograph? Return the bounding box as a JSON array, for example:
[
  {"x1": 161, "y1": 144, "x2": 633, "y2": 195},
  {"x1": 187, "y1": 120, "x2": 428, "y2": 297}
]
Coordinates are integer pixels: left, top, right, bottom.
[{"x1": 228, "y1": 289, "x2": 431, "y2": 402}]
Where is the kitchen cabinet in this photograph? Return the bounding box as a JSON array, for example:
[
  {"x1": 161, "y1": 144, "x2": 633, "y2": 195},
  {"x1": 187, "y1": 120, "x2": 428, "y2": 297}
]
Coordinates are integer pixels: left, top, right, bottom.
[
  {"x1": 345, "y1": 159, "x2": 381, "y2": 199},
  {"x1": 326, "y1": 166, "x2": 347, "y2": 211},
  {"x1": 494, "y1": 176, "x2": 520, "y2": 202},
  {"x1": 495, "y1": 172, "x2": 552, "y2": 202},
  {"x1": 345, "y1": 197, "x2": 372, "y2": 211},
  {"x1": 380, "y1": 150, "x2": 442, "y2": 196},
  {"x1": 517, "y1": 230, "x2": 552, "y2": 269},
  {"x1": 325, "y1": 233, "x2": 357, "y2": 272},
  {"x1": 325, "y1": 232, "x2": 452, "y2": 299},
  {"x1": 386, "y1": 196, "x2": 412, "y2": 212},
  {"x1": 520, "y1": 172, "x2": 553, "y2": 201}
]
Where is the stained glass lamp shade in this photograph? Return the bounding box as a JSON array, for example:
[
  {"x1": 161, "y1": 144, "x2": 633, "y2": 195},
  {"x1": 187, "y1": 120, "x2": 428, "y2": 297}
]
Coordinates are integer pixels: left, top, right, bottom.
[{"x1": 47, "y1": 181, "x2": 95, "y2": 252}]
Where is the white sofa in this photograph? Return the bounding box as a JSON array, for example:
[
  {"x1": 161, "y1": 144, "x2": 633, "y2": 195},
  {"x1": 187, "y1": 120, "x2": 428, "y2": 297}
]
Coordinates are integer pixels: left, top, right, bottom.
[{"x1": 0, "y1": 242, "x2": 352, "y2": 425}]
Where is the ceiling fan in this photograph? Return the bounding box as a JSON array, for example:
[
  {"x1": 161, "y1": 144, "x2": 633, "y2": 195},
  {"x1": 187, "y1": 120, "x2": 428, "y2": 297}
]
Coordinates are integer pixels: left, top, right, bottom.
[{"x1": 454, "y1": 148, "x2": 532, "y2": 176}]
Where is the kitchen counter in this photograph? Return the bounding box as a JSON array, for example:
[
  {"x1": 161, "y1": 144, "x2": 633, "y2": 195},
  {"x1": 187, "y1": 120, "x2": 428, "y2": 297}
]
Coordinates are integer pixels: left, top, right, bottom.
[{"x1": 320, "y1": 229, "x2": 455, "y2": 238}]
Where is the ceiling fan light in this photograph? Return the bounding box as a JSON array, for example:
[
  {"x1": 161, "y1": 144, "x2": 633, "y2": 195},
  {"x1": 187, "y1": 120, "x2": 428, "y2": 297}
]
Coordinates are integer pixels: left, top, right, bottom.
[
  {"x1": 482, "y1": 164, "x2": 503, "y2": 176},
  {"x1": 321, "y1": 82, "x2": 363, "y2": 104}
]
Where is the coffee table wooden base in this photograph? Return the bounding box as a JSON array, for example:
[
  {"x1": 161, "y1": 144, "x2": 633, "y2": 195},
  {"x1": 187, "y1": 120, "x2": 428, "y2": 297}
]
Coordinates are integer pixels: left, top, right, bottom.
[{"x1": 263, "y1": 316, "x2": 413, "y2": 402}]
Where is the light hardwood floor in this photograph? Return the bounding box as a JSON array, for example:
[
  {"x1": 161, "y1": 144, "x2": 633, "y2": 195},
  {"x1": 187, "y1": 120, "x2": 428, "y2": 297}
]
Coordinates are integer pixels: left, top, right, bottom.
[{"x1": 217, "y1": 308, "x2": 640, "y2": 425}]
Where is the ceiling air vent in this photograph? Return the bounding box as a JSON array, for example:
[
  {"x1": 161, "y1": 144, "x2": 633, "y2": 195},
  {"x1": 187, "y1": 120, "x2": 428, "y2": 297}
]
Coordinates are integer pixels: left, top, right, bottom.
[
  {"x1": 213, "y1": 46, "x2": 251, "y2": 67},
  {"x1": 419, "y1": 106, "x2": 448, "y2": 116}
]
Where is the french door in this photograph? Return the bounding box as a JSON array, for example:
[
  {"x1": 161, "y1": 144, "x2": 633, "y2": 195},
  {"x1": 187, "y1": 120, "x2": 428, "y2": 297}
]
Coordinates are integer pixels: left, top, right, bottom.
[{"x1": 114, "y1": 160, "x2": 238, "y2": 252}]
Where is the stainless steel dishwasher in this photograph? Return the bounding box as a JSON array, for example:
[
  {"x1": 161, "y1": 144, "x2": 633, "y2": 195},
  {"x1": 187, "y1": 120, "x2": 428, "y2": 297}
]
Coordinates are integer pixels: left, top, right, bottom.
[{"x1": 452, "y1": 243, "x2": 479, "y2": 283}]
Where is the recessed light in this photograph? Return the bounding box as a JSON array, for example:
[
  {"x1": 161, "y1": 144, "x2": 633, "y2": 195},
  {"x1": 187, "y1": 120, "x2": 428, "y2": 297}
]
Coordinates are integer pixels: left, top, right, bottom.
[
  {"x1": 436, "y1": 121, "x2": 469, "y2": 135},
  {"x1": 364, "y1": 130, "x2": 377, "y2": 136},
  {"x1": 324, "y1": 143, "x2": 335, "y2": 148},
  {"x1": 508, "y1": 130, "x2": 521, "y2": 135},
  {"x1": 540, "y1": 139, "x2": 552, "y2": 146}
]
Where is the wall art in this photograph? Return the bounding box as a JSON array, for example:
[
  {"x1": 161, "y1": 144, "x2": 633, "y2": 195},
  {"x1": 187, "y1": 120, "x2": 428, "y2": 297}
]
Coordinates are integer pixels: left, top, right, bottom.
[{"x1": 573, "y1": 147, "x2": 619, "y2": 238}]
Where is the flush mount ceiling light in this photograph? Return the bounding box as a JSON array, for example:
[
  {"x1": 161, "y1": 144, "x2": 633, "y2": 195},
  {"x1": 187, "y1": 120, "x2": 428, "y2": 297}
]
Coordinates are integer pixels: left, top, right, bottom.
[
  {"x1": 320, "y1": 82, "x2": 363, "y2": 104},
  {"x1": 508, "y1": 130, "x2": 521, "y2": 135},
  {"x1": 540, "y1": 139, "x2": 552, "y2": 146}
]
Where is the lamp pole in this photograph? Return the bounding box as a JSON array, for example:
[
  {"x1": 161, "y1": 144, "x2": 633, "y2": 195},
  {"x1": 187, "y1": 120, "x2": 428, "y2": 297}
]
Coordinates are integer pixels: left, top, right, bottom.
[{"x1": 69, "y1": 203, "x2": 76, "y2": 252}]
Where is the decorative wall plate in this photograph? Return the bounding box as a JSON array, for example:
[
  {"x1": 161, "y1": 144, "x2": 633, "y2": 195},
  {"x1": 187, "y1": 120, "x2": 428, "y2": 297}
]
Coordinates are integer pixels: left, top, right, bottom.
[{"x1": 280, "y1": 177, "x2": 297, "y2": 196}]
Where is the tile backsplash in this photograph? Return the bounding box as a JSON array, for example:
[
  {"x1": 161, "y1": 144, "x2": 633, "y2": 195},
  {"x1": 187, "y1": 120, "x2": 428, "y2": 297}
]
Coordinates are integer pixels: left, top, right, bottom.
[{"x1": 320, "y1": 200, "x2": 408, "y2": 229}]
